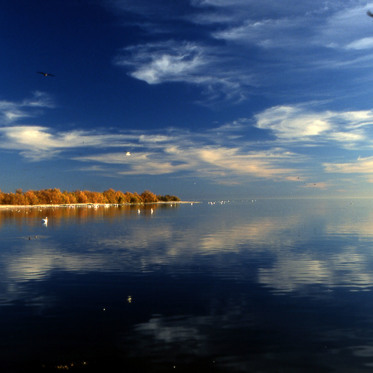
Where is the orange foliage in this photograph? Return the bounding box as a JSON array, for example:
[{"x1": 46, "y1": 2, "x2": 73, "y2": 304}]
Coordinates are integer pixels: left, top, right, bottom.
[
  {"x1": 141, "y1": 190, "x2": 158, "y2": 203},
  {"x1": 0, "y1": 188, "x2": 180, "y2": 206}
]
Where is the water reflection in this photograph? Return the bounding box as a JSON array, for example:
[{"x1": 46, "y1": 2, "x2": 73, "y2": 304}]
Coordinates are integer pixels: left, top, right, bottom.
[
  {"x1": 0, "y1": 203, "x2": 162, "y2": 228},
  {"x1": 122, "y1": 288, "x2": 373, "y2": 372},
  {"x1": 2, "y1": 200, "x2": 373, "y2": 294},
  {"x1": 2, "y1": 200, "x2": 373, "y2": 371}
]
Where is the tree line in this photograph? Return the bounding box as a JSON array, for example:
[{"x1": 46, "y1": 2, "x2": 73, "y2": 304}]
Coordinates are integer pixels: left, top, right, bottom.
[{"x1": 0, "y1": 188, "x2": 180, "y2": 206}]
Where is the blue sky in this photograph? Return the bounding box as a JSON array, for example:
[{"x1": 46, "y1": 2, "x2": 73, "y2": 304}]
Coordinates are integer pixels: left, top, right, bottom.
[{"x1": 2, "y1": 0, "x2": 373, "y2": 199}]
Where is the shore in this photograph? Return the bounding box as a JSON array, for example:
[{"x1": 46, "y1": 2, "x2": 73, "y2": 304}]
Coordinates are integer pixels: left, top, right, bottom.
[{"x1": 0, "y1": 201, "x2": 198, "y2": 210}]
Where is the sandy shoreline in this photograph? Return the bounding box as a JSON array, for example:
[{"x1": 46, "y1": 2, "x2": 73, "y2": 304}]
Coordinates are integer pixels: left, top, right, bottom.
[{"x1": 0, "y1": 201, "x2": 198, "y2": 210}]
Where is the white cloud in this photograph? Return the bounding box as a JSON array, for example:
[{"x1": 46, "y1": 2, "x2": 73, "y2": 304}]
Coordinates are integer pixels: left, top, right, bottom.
[
  {"x1": 346, "y1": 37, "x2": 373, "y2": 50},
  {"x1": 5, "y1": 91, "x2": 373, "y2": 185},
  {"x1": 212, "y1": 17, "x2": 308, "y2": 49},
  {"x1": 315, "y1": 3, "x2": 373, "y2": 53},
  {"x1": 0, "y1": 126, "x2": 139, "y2": 161},
  {"x1": 139, "y1": 134, "x2": 175, "y2": 143},
  {"x1": 328, "y1": 131, "x2": 364, "y2": 142},
  {"x1": 324, "y1": 156, "x2": 373, "y2": 174},
  {"x1": 256, "y1": 106, "x2": 331, "y2": 139},
  {"x1": 75, "y1": 151, "x2": 191, "y2": 175},
  {"x1": 115, "y1": 40, "x2": 254, "y2": 102},
  {"x1": 21, "y1": 91, "x2": 54, "y2": 108},
  {"x1": 116, "y1": 41, "x2": 207, "y2": 85},
  {"x1": 0, "y1": 92, "x2": 54, "y2": 124},
  {"x1": 195, "y1": 146, "x2": 297, "y2": 179},
  {"x1": 120, "y1": 42, "x2": 206, "y2": 85},
  {"x1": 109, "y1": 0, "x2": 373, "y2": 102},
  {"x1": 74, "y1": 140, "x2": 302, "y2": 180},
  {"x1": 191, "y1": 0, "x2": 337, "y2": 16},
  {"x1": 255, "y1": 105, "x2": 373, "y2": 146},
  {"x1": 302, "y1": 182, "x2": 329, "y2": 189},
  {"x1": 191, "y1": 0, "x2": 342, "y2": 50}
]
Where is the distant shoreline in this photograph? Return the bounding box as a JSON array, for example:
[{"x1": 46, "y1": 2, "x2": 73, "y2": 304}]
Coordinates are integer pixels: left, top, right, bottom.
[{"x1": 0, "y1": 201, "x2": 198, "y2": 210}]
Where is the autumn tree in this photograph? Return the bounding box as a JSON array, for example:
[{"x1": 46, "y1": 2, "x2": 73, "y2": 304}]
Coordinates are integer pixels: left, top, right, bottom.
[
  {"x1": 63, "y1": 191, "x2": 77, "y2": 204},
  {"x1": 74, "y1": 190, "x2": 88, "y2": 203},
  {"x1": 24, "y1": 190, "x2": 39, "y2": 205},
  {"x1": 93, "y1": 191, "x2": 106, "y2": 203},
  {"x1": 157, "y1": 194, "x2": 180, "y2": 202},
  {"x1": 141, "y1": 190, "x2": 158, "y2": 203},
  {"x1": 129, "y1": 192, "x2": 142, "y2": 204},
  {"x1": 0, "y1": 188, "x2": 179, "y2": 205},
  {"x1": 47, "y1": 188, "x2": 64, "y2": 204},
  {"x1": 35, "y1": 189, "x2": 52, "y2": 204},
  {"x1": 103, "y1": 189, "x2": 117, "y2": 204},
  {"x1": 13, "y1": 189, "x2": 26, "y2": 205}
]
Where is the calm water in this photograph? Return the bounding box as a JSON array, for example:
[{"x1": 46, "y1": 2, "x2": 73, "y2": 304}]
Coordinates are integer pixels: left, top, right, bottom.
[{"x1": 2, "y1": 199, "x2": 373, "y2": 372}]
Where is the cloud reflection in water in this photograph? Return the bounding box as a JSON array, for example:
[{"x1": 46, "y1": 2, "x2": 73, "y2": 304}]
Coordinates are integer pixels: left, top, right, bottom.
[
  {"x1": 2, "y1": 200, "x2": 373, "y2": 370},
  {"x1": 1, "y1": 200, "x2": 373, "y2": 298}
]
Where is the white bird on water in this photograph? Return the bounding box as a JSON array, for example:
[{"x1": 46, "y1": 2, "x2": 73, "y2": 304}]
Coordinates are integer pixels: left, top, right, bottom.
[
  {"x1": 42, "y1": 217, "x2": 48, "y2": 225},
  {"x1": 150, "y1": 208, "x2": 154, "y2": 214}
]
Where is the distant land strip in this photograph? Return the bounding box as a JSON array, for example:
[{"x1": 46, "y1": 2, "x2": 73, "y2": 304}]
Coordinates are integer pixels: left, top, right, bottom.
[{"x1": 0, "y1": 188, "x2": 180, "y2": 206}]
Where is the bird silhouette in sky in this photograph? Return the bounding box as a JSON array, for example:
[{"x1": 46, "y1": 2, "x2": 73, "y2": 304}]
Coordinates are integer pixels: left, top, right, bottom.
[
  {"x1": 37, "y1": 71, "x2": 55, "y2": 77},
  {"x1": 367, "y1": 10, "x2": 373, "y2": 17}
]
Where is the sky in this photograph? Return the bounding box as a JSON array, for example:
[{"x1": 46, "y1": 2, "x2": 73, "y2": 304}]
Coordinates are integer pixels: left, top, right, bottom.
[{"x1": 2, "y1": 0, "x2": 373, "y2": 199}]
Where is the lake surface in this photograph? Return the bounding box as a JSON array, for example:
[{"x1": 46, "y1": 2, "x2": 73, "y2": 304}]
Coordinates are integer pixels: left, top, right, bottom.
[{"x1": 2, "y1": 199, "x2": 373, "y2": 372}]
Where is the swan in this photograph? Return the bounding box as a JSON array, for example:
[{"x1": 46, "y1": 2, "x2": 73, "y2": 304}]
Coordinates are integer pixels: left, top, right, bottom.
[{"x1": 42, "y1": 217, "x2": 48, "y2": 225}]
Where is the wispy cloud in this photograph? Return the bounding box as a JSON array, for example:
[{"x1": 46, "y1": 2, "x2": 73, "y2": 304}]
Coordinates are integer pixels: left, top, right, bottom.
[
  {"x1": 346, "y1": 37, "x2": 373, "y2": 50},
  {"x1": 74, "y1": 142, "x2": 299, "y2": 181},
  {"x1": 21, "y1": 91, "x2": 54, "y2": 108},
  {"x1": 206, "y1": 1, "x2": 370, "y2": 54},
  {"x1": 0, "y1": 94, "x2": 305, "y2": 182},
  {"x1": 116, "y1": 41, "x2": 207, "y2": 85},
  {"x1": 108, "y1": 0, "x2": 373, "y2": 105},
  {"x1": 212, "y1": 17, "x2": 311, "y2": 49},
  {"x1": 5, "y1": 92, "x2": 373, "y2": 186},
  {"x1": 301, "y1": 182, "x2": 330, "y2": 189},
  {"x1": 255, "y1": 105, "x2": 373, "y2": 147},
  {"x1": 316, "y1": 3, "x2": 373, "y2": 49},
  {"x1": 324, "y1": 156, "x2": 373, "y2": 174},
  {"x1": 0, "y1": 92, "x2": 54, "y2": 124},
  {"x1": 0, "y1": 126, "x2": 138, "y2": 161},
  {"x1": 115, "y1": 40, "x2": 254, "y2": 101}
]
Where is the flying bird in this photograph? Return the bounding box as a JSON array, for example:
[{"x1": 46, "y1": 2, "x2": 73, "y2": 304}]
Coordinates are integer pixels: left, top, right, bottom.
[
  {"x1": 367, "y1": 10, "x2": 373, "y2": 17},
  {"x1": 37, "y1": 71, "x2": 55, "y2": 77}
]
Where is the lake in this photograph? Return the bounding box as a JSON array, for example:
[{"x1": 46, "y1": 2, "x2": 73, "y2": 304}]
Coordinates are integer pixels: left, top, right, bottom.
[{"x1": 1, "y1": 199, "x2": 373, "y2": 372}]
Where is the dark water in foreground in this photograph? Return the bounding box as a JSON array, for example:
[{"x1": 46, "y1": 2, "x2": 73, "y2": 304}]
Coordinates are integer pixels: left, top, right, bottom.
[{"x1": 2, "y1": 199, "x2": 373, "y2": 372}]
